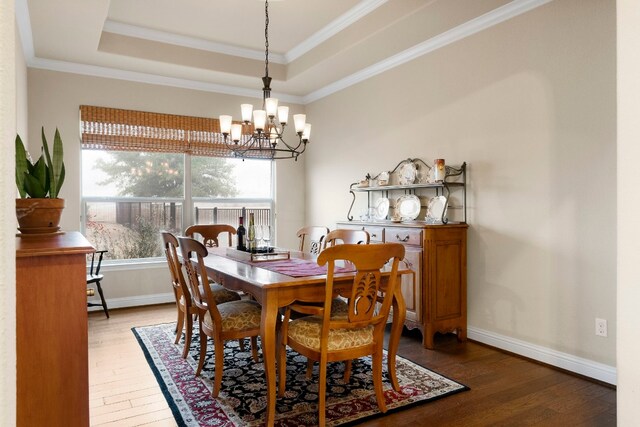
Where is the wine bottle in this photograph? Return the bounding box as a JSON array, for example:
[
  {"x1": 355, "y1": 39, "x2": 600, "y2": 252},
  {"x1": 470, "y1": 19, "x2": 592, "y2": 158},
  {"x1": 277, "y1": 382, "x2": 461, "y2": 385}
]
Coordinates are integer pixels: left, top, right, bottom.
[
  {"x1": 247, "y1": 213, "x2": 256, "y2": 253},
  {"x1": 237, "y1": 216, "x2": 246, "y2": 251}
]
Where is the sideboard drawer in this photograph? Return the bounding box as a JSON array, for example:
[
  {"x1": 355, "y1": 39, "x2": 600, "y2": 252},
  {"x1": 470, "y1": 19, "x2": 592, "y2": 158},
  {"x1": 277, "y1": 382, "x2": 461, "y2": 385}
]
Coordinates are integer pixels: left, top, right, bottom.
[
  {"x1": 387, "y1": 227, "x2": 422, "y2": 246},
  {"x1": 339, "y1": 224, "x2": 384, "y2": 243},
  {"x1": 364, "y1": 226, "x2": 384, "y2": 242}
]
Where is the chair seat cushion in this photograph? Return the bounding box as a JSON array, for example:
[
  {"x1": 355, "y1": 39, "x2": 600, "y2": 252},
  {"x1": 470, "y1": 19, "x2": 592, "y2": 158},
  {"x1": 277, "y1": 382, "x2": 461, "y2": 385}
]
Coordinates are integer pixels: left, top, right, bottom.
[
  {"x1": 179, "y1": 283, "x2": 241, "y2": 306},
  {"x1": 203, "y1": 300, "x2": 262, "y2": 332},
  {"x1": 288, "y1": 315, "x2": 374, "y2": 351},
  {"x1": 207, "y1": 283, "x2": 242, "y2": 304},
  {"x1": 329, "y1": 298, "x2": 349, "y2": 319}
]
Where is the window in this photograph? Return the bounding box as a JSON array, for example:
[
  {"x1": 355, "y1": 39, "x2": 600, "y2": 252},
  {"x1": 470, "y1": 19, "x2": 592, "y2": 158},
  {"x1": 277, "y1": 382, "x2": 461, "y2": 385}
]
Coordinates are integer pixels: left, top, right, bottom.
[{"x1": 80, "y1": 106, "x2": 274, "y2": 262}]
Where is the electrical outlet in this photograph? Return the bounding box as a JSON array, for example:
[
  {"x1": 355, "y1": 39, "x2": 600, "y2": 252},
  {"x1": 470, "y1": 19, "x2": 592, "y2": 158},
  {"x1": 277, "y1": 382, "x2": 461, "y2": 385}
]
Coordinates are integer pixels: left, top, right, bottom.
[{"x1": 595, "y1": 318, "x2": 607, "y2": 337}]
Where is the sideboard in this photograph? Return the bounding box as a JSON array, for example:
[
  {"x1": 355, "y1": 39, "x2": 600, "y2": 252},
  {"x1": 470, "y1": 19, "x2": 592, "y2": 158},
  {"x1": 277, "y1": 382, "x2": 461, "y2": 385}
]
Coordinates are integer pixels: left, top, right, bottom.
[
  {"x1": 16, "y1": 232, "x2": 94, "y2": 426},
  {"x1": 337, "y1": 221, "x2": 467, "y2": 349}
]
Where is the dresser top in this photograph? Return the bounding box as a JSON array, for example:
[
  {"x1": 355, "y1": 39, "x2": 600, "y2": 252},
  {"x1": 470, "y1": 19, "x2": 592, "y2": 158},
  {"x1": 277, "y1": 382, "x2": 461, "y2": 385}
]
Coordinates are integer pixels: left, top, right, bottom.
[{"x1": 16, "y1": 231, "x2": 95, "y2": 258}]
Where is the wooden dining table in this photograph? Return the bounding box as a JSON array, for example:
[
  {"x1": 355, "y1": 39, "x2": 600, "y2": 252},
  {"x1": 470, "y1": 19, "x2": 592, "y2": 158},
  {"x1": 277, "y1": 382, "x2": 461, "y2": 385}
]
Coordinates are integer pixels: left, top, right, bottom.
[{"x1": 202, "y1": 247, "x2": 408, "y2": 426}]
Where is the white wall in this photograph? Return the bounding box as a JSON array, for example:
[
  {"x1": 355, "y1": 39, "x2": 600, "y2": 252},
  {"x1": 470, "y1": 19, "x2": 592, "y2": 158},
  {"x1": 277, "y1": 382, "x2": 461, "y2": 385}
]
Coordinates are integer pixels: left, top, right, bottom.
[
  {"x1": 617, "y1": 0, "x2": 640, "y2": 423},
  {"x1": 0, "y1": 2, "x2": 19, "y2": 424},
  {"x1": 306, "y1": 0, "x2": 617, "y2": 371},
  {"x1": 27, "y1": 69, "x2": 306, "y2": 301}
]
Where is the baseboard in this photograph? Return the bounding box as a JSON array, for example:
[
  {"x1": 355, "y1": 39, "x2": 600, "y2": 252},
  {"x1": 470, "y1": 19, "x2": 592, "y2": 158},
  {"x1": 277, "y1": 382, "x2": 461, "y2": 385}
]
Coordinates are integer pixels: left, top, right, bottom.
[
  {"x1": 88, "y1": 292, "x2": 175, "y2": 312},
  {"x1": 88, "y1": 296, "x2": 617, "y2": 385},
  {"x1": 467, "y1": 326, "x2": 617, "y2": 385}
]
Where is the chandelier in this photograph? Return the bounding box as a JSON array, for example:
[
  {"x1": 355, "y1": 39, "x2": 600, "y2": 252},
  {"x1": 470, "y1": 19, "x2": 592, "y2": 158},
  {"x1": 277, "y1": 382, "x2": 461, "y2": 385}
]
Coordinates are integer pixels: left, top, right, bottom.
[{"x1": 219, "y1": 0, "x2": 310, "y2": 161}]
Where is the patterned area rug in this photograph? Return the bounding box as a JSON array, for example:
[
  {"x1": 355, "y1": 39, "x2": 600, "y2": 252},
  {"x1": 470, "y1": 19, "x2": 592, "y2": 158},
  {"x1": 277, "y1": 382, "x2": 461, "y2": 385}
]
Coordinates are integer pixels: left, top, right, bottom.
[{"x1": 132, "y1": 323, "x2": 468, "y2": 426}]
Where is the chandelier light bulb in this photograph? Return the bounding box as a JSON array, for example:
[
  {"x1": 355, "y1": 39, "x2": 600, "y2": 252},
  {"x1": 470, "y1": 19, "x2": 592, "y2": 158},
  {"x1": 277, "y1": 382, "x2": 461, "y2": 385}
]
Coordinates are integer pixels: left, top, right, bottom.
[
  {"x1": 265, "y1": 98, "x2": 278, "y2": 118},
  {"x1": 302, "y1": 123, "x2": 311, "y2": 141},
  {"x1": 293, "y1": 114, "x2": 306, "y2": 134},
  {"x1": 219, "y1": 115, "x2": 232, "y2": 134},
  {"x1": 277, "y1": 106, "x2": 289, "y2": 124},
  {"x1": 231, "y1": 124, "x2": 242, "y2": 142},
  {"x1": 241, "y1": 104, "x2": 253, "y2": 122},
  {"x1": 253, "y1": 110, "x2": 267, "y2": 131}
]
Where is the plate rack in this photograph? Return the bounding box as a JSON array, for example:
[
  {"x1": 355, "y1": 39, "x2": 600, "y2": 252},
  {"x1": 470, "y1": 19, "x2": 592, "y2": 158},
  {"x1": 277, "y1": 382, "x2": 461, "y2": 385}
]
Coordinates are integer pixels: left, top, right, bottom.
[{"x1": 347, "y1": 158, "x2": 467, "y2": 224}]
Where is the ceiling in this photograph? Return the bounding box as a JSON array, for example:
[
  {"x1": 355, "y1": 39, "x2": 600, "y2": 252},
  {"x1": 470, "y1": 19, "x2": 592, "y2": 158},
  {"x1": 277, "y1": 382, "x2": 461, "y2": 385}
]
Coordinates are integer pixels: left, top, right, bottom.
[{"x1": 18, "y1": 0, "x2": 550, "y2": 104}]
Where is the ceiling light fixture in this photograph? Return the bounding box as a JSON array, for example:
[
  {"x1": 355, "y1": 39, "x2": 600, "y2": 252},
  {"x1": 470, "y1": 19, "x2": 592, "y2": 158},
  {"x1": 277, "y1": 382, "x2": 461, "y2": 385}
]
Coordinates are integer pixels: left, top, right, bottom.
[{"x1": 219, "y1": 0, "x2": 310, "y2": 160}]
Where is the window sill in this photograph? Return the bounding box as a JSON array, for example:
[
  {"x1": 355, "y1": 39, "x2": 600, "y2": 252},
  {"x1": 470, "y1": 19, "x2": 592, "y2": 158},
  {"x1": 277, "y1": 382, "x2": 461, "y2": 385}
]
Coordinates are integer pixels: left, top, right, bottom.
[{"x1": 97, "y1": 258, "x2": 166, "y2": 272}]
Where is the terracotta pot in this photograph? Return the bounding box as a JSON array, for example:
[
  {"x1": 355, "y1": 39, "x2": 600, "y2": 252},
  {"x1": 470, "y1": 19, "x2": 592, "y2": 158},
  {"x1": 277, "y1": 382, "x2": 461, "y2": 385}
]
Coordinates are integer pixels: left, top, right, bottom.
[{"x1": 16, "y1": 198, "x2": 65, "y2": 234}]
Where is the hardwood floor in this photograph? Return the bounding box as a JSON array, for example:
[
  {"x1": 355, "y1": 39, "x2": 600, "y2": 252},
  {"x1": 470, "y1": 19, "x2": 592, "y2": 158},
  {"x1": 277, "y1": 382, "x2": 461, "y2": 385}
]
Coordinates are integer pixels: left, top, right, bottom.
[{"x1": 88, "y1": 304, "x2": 616, "y2": 426}]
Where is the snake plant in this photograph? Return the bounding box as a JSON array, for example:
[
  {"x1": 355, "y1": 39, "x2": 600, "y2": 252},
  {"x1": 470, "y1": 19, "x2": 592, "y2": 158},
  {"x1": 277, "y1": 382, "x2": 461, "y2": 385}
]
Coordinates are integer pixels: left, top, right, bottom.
[{"x1": 15, "y1": 127, "x2": 66, "y2": 198}]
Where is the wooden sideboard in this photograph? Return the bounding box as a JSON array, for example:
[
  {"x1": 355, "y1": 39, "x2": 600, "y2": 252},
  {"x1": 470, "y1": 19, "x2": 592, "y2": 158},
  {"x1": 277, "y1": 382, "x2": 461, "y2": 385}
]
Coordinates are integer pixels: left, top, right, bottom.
[
  {"x1": 337, "y1": 221, "x2": 467, "y2": 349},
  {"x1": 16, "y1": 232, "x2": 94, "y2": 427}
]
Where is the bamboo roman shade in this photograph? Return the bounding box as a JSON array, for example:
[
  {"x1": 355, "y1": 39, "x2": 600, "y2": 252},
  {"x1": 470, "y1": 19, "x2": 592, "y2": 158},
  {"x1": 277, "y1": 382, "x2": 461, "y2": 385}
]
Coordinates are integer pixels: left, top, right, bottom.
[{"x1": 79, "y1": 105, "x2": 267, "y2": 159}]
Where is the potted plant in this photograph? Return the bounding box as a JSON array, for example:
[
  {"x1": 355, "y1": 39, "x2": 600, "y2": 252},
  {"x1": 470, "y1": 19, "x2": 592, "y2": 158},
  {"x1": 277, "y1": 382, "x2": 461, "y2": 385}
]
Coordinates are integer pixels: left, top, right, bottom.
[{"x1": 15, "y1": 127, "x2": 66, "y2": 234}]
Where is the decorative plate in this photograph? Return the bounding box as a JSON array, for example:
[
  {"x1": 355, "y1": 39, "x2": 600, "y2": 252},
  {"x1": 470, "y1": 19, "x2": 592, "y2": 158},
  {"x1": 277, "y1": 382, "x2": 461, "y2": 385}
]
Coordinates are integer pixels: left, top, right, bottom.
[
  {"x1": 398, "y1": 162, "x2": 417, "y2": 185},
  {"x1": 373, "y1": 197, "x2": 390, "y2": 221},
  {"x1": 426, "y1": 196, "x2": 448, "y2": 223},
  {"x1": 396, "y1": 195, "x2": 421, "y2": 220}
]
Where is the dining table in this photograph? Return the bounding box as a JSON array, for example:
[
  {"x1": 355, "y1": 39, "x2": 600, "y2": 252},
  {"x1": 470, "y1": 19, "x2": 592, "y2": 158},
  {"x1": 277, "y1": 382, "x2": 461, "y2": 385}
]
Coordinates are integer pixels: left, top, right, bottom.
[{"x1": 201, "y1": 246, "x2": 408, "y2": 426}]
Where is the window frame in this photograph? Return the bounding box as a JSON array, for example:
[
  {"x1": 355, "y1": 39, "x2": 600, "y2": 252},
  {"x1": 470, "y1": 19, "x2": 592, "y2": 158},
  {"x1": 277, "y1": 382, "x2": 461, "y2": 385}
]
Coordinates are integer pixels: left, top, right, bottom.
[{"x1": 80, "y1": 152, "x2": 275, "y2": 265}]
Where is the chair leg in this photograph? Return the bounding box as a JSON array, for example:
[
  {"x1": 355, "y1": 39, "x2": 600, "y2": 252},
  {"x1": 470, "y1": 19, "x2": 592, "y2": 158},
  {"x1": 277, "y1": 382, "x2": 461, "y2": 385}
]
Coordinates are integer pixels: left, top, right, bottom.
[
  {"x1": 343, "y1": 360, "x2": 352, "y2": 383},
  {"x1": 278, "y1": 337, "x2": 287, "y2": 398},
  {"x1": 239, "y1": 339, "x2": 245, "y2": 351},
  {"x1": 250, "y1": 336, "x2": 259, "y2": 362},
  {"x1": 95, "y1": 280, "x2": 109, "y2": 318},
  {"x1": 212, "y1": 337, "x2": 225, "y2": 398},
  {"x1": 182, "y1": 312, "x2": 193, "y2": 359},
  {"x1": 175, "y1": 309, "x2": 184, "y2": 345},
  {"x1": 306, "y1": 359, "x2": 314, "y2": 379},
  {"x1": 318, "y1": 356, "x2": 327, "y2": 427},
  {"x1": 372, "y1": 347, "x2": 387, "y2": 413},
  {"x1": 195, "y1": 330, "x2": 208, "y2": 377}
]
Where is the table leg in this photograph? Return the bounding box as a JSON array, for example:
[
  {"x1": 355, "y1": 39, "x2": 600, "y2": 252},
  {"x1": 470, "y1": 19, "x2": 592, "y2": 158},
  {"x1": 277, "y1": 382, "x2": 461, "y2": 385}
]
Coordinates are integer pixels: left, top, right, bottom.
[
  {"x1": 261, "y1": 293, "x2": 279, "y2": 426},
  {"x1": 388, "y1": 282, "x2": 406, "y2": 392}
]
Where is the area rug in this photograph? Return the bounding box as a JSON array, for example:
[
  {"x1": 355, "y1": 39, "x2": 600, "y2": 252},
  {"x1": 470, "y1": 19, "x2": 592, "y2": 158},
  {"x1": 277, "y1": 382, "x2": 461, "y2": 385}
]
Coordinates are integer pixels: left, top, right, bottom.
[{"x1": 132, "y1": 323, "x2": 468, "y2": 426}]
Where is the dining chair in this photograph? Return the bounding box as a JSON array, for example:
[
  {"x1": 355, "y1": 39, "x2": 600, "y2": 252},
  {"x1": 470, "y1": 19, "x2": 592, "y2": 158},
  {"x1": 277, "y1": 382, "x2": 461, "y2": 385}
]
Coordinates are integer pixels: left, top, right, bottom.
[
  {"x1": 303, "y1": 228, "x2": 370, "y2": 380},
  {"x1": 323, "y1": 228, "x2": 370, "y2": 249},
  {"x1": 87, "y1": 250, "x2": 109, "y2": 318},
  {"x1": 185, "y1": 224, "x2": 236, "y2": 248},
  {"x1": 178, "y1": 236, "x2": 262, "y2": 397},
  {"x1": 161, "y1": 231, "x2": 241, "y2": 359},
  {"x1": 296, "y1": 226, "x2": 329, "y2": 255},
  {"x1": 278, "y1": 243, "x2": 405, "y2": 427}
]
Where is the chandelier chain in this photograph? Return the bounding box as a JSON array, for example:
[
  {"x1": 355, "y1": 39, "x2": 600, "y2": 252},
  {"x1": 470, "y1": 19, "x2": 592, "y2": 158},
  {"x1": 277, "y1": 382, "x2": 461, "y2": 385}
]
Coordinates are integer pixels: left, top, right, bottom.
[{"x1": 264, "y1": 0, "x2": 269, "y2": 78}]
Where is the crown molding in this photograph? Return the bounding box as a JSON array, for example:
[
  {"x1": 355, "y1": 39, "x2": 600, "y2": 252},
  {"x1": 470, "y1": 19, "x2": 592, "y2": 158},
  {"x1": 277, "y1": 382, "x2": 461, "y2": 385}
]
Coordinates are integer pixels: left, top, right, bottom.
[
  {"x1": 102, "y1": 20, "x2": 287, "y2": 64},
  {"x1": 103, "y1": 0, "x2": 388, "y2": 66},
  {"x1": 304, "y1": 0, "x2": 554, "y2": 104},
  {"x1": 284, "y1": 0, "x2": 387, "y2": 63},
  {"x1": 16, "y1": 0, "x2": 552, "y2": 105},
  {"x1": 27, "y1": 57, "x2": 305, "y2": 104},
  {"x1": 15, "y1": 0, "x2": 34, "y2": 61}
]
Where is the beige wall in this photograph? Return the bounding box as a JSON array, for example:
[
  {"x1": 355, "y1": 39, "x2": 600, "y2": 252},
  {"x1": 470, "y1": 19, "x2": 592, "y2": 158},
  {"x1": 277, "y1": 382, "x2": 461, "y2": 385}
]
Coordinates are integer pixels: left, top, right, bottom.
[
  {"x1": 306, "y1": 0, "x2": 616, "y2": 366},
  {"x1": 617, "y1": 0, "x2": 640, "y2": 422},
  {"x1": 27, "y1": 69, "x2": 306, "y2": 301}
]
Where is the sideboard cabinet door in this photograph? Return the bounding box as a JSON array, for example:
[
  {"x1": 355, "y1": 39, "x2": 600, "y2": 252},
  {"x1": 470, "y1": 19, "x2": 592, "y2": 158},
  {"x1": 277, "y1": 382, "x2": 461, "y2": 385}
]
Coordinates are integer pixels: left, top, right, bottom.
[{"x1": 424, "y1": 226, "x2": 467, "y2": 349}]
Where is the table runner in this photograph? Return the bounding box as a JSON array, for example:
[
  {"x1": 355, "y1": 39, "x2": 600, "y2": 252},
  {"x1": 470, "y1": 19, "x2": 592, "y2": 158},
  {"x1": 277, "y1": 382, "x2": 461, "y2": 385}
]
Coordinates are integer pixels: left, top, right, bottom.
[{"x1": 248, "y1": 257, "x2": 355, "y2": 278}]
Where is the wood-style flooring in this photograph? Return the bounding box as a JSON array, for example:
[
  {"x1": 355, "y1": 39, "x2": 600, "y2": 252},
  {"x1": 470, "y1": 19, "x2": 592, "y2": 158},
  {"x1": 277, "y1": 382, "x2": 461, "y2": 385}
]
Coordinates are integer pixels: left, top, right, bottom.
[{"x1": 88, "y1": 304, "x2": 616, "y2": 426}]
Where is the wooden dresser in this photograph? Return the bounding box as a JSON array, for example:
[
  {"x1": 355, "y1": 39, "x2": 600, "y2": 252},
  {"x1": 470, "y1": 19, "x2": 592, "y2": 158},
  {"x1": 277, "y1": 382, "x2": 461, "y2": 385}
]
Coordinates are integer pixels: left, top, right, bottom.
[
  {"x1": 16, "y1": 232, "x2": 94, "y2": 427},
  {"x1": 337, "y1": 221, "x2": 467, "y2": 349}
]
